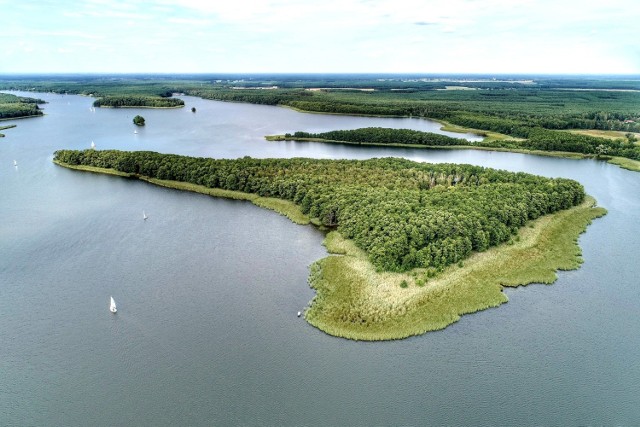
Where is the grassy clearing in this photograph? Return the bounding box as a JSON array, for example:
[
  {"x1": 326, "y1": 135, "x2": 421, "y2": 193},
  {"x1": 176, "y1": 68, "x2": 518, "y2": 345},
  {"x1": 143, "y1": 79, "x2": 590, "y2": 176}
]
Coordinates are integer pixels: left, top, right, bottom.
[
  {"x1": 305, "y1": 197, "x2": 606, "y2": 340},
  {"x1": 562, "y1": 129, "x2": 640, "y2": 141}
]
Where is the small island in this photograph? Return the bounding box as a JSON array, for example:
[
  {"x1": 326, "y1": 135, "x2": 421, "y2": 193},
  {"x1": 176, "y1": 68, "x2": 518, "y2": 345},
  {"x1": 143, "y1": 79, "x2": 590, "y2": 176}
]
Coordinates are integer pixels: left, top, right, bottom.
[
  {"x1": 133, "y1": 115, "x2": 145, "y2": 126},
  {"x1": 53, "y1": 149, "x2": 606, "y2": 340}
]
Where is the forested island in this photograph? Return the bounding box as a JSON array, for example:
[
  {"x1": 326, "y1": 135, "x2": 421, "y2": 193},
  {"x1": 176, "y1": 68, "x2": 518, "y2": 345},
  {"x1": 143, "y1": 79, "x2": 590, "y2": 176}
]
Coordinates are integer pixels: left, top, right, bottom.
[
  {"x1": 93, "y1": 95, "x2": 184, "y2": 108},
  {"x1": 0, "y1": 93, "x2": 45, "y2": 120},
  {"x1": 53, "y1": 149, "x2": 605, "y2": 340},
  {"x1": 273, "y1": 127, "x2": 640, "y2": 164},
  {"x1": 3, "y1": 74, "x2": 639, "y2": 170}
]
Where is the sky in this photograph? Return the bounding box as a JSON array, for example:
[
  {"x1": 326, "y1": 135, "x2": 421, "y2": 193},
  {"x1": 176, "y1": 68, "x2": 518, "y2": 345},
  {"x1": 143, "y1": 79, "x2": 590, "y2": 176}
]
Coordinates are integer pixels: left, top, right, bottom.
[{"x1": 1, "y1": 0, "x2": 639, "y2": 75}]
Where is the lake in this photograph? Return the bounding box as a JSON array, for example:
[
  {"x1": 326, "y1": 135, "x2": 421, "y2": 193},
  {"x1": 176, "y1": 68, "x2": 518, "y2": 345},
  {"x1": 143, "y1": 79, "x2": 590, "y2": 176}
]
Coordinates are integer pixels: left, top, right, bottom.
[{"x1": 1, "y1": 92, "x2": 639, "y2": 426}]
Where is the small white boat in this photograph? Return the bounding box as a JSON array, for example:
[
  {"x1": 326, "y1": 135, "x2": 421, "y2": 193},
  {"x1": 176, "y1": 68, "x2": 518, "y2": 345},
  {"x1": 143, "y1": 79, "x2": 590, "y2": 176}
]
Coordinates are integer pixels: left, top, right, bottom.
[
  {"x1": 13, "y1": 160, "x2": 17, "y2": 166},
  {"x1": 297, "y1": 311, "x2": 302, "y2": 317},
  {"x1": 90, "y1": 141, "x2": 96, "y2": 149},
  {"x1": 134, "y1": 130, "x2": 138, "y2": 134},
  {"x1": 110, "y1": 296, "x2": 117, "y2": 313},
  {"x1": 143, "y1": 210, "x2": 148, "y2": 220}
]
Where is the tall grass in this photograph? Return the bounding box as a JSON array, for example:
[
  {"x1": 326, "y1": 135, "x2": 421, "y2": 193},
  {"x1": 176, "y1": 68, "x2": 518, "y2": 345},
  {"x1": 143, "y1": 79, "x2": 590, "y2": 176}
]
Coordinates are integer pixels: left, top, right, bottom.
[{"x1": 305, "y1": 197, "x2": 606, "y2": 340}]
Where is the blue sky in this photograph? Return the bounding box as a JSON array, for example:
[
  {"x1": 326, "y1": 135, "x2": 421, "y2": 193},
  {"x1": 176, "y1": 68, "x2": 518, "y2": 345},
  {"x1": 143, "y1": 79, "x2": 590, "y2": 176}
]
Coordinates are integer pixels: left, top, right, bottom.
[{"x1": 1, "y1": 0, "x2": 638, "y2": 74}]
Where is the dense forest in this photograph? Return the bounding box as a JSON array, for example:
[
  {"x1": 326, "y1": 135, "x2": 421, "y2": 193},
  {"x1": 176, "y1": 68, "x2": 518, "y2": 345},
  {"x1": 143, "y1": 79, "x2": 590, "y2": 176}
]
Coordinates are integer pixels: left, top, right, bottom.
[
  {"x1": 54, "y1": 149, "x2": 585, "y2": 272},
  {"x1": 288, "y1": 127, "x2": 640, "y2": 159},
  {"x1": 0, "y1": 93, "x2": 44, "y2": 119},
  {"x1": 93, "y1": 95, "x2": 184, "y2": 108}
]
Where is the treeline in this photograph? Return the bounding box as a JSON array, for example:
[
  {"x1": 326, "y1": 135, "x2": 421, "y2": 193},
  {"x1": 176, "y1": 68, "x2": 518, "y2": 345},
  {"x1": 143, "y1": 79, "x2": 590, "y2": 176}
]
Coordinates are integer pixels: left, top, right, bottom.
[
  {"x1": 495, "y1": 127, "x2": 640, "y2": 160},
  {"x1": 0, "y1": 93, "x2": 44, "y2": 119},
  {"x1": 54, "y1": 149, "x2": 585, "y2": 272},
  {"x1": 289, "y1": 128, "x2": 467, "y2": 147},
  {"x1": 287, "y1": 127, "x2": 640, "y2": 160},
  {"x1": 92, "y1": 95, "x2": 184, "y2": 108}
]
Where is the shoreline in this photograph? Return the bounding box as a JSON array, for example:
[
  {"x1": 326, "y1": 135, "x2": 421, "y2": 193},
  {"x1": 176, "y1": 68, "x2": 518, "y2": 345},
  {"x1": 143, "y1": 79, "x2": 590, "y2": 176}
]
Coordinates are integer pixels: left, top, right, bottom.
[
  {"x1": 0, "y1": 114, "x2": 43, "y2": 122},
  {"x1": 54, "y1": 159, "x2": 606, "y2": 340},
  {"x1": 266, "y1": 135, "x2": 640, "y2": 172}
]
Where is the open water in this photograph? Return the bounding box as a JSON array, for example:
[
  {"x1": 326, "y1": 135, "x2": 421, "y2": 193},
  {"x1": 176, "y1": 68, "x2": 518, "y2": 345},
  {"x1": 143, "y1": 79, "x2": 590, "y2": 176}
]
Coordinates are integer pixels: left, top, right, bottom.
[{"x1": 1, "y1": 92, "x2": 639, "y2": 426}]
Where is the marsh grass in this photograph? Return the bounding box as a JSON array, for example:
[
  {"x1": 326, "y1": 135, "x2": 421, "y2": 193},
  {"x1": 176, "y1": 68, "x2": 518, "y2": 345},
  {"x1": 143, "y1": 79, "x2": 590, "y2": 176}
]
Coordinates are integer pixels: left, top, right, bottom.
[
  {"x1": 52, "y1": 160, "x2": 134, "y2": 177},
  {"x1": 606, "y1": 156, "x2": 640, "y2": 172},
  {"x1": 305, "y1": 197, "x2": 606, "y2": 340},
  {"x1": 54, "y1": 162, "x2": 311, "y2": 223}
]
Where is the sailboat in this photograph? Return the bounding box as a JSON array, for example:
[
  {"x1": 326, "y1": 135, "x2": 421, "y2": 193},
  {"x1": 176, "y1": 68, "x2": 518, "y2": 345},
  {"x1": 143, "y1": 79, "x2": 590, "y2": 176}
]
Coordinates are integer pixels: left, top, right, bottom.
[
  {"x1": 110, "y1": 296, "x2": 117, "y2": 313},
  {"x1": 90, "y1": 141, "x2": 96, "y2": 149},
  {"x1": 143, "y1": 210, "x2": 148, "y2": 220},
  {"x1": 13, "y1": 160, "x2": 17, "y2": 167},
  {"x1": 134, "y1": 129, "x2": 138, "y2": 134}
]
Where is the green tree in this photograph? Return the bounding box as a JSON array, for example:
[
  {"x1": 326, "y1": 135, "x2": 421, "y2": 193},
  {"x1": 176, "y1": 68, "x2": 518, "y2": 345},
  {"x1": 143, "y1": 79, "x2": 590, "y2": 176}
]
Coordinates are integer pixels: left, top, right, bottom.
[
  {"x1": 595, "y1": 144, "x2": 609, "y2": 158},
  {"x1": 133, "y1": 115, "x2": 145, "y2": 126}
]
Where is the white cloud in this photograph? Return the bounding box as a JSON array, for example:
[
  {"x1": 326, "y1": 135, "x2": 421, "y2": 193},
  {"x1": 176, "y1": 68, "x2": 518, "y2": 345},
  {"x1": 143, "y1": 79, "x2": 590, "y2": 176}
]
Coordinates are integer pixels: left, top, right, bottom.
[{"x1": 1, "y1": 0, "x2": 638, "y2": 73}]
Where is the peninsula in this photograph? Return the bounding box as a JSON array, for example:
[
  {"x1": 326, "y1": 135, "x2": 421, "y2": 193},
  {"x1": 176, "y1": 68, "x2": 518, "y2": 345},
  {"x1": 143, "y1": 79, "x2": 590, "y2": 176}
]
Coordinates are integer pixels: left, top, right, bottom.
[{"x1": 53, "y1": 149, "x2": 606, "y2": 340}]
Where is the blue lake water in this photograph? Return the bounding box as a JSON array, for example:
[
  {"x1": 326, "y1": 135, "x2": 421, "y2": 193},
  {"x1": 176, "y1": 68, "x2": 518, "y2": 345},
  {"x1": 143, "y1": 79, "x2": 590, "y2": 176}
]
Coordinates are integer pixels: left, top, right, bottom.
[{"x1": 1, "y1": 91, "x2": 639, "y2": 426}]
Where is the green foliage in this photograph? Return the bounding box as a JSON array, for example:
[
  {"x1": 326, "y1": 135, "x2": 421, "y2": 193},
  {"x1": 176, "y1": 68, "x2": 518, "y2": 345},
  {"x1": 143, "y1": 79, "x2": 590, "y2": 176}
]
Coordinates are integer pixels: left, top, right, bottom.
[
  {"x1": 94, "y1": 95, "x2": 184, "y2": 108},
  {"x1": 287, "y1": 125, "x2": 640, "y2": 161},
  {"x1": 54, "y1": 149, "x2": 585, "y2": 273},
  {"x1": 133, "y1": 115, "x2": 145, "y2": 126},
  {"x1": 289, "y1": 127, "x2": 467, "y2": 147},
  {"x1": 0, "y1": 93, "x2": 44, "y2": 119}
]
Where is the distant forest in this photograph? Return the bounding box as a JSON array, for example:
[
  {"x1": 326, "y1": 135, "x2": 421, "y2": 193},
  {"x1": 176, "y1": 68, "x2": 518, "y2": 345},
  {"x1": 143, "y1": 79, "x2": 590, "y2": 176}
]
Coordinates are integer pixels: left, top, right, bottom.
[{"x1": 3, "y1": 74, "x2": 640, "y2": 156}]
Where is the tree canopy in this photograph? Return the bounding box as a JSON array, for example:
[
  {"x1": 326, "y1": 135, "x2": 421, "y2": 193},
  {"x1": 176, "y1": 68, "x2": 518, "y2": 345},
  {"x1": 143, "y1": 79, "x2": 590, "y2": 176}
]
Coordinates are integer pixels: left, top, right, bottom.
[
  {"x1": 54, "y1": 149, "x2": 585, "y2": 273},
  {"x1": 133, "y1": 115, "x2": 145, "y2": 126}
]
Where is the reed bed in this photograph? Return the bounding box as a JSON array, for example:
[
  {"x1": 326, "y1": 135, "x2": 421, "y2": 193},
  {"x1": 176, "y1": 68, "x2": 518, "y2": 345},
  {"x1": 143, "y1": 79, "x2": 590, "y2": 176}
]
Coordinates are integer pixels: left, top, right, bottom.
[{"x1": 305, "y1": 197, "x2": 606, "y2": 340}]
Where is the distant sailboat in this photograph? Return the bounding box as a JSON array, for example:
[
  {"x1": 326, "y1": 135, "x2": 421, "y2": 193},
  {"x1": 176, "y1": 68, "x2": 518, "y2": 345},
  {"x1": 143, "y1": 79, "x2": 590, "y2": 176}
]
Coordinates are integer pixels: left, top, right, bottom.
[
  {"x1": 143, "y1": 210, "x2": 148, "y2": 220},
  {"x1": 134, "y1": 129, "x2": 138, "y2": 134},
  {"x1": 90, "y1": 141, "x2": 96, "y2": 149},
  {"x1": 13, "y1": 160, "x2": 17, "y2": 167},
  {"x1": 110, "y1": 296, "x2": 117, "y2": 313}
]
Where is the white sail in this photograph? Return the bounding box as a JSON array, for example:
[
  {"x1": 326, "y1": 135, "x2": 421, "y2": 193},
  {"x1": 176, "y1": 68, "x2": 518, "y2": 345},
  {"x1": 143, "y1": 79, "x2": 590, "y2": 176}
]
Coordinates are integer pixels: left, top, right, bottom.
[
  {"x1": 110, "y1": 296, "x2": 117, "y2": 313},
  {"x1": 143, "y1": 210, "x2": 148, "y2": 220},
  {"x1": 13, "y1": 160, "x2": 17, "y2": 166},
  {"x1": 91, "y1": 141, "x2": 96, "y2": 149}
]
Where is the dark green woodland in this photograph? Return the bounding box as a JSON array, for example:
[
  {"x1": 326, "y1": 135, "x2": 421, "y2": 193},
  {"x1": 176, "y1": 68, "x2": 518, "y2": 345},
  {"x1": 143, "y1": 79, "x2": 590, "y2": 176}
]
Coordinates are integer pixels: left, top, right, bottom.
[{"x1": 54, "y1": 149, "x2": 585, "y2": 272}]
